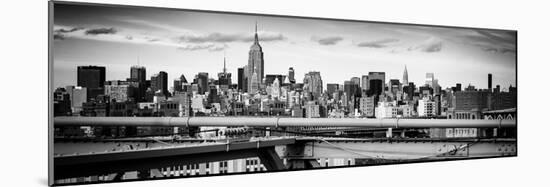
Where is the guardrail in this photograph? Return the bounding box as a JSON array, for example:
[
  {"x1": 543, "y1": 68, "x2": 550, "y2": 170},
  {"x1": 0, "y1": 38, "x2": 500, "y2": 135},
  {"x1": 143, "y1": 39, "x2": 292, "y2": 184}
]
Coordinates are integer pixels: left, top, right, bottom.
[{"x1": 54, "y1": 117, "x2": 516, "y2": 128}]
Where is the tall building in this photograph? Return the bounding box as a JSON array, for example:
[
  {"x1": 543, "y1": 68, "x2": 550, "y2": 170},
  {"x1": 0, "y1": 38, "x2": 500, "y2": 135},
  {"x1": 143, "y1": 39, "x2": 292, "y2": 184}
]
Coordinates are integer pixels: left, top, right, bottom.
[
  {"x1": 361, "y1": 75, "x2": 369, "y2": 92},
  {"x1": 402, "y1": 65, "x2": 408, "y2": 85},
  {"x1": 237, "y1": 67, "x2": 245, "y2": 91},
  {"x1": 249, "y1": 70, "x2": 260, "y2": 94},
  {"x1": 305, "y1": 101, "x2": 320, "y2": 118},
  {"x1": 389, "y1": 79, "x2": 401, "y2": 96},
  {"x1": 265, "y1": 74, "x2": 286, "y2": 85},
  {"x1": 151, "y1": 71, "x2": 168, "y2": 96},
  {"x1": 368, "y1": 72, "x2": 385, "y2": 94},
  {"x1": 403, "y1": 82, "x2": 416, "y2": 100},
  {"x1": 288, "y1": 67, "x2": 296, "y2": 84},
  {"x1": 488, "y1": 73, "x2": 493, "y2": 91},
  {"x1": 218, "y1": 57, "x2": 232, "y2": 90},
  {"x1": 195, "y1": 72, "x2": 209, "y2": 94},
  {"x1": 129, "y1": 66, "x2": 147, "y2": 102},
  {"x1": 104, "y1": 80, "x2": 135, "y2": 102},
  {"x1": 425, "y1": 73, "x2": 434, "y2": 87},
  {"x1": 344, "y1": 80, "x2": 361, "y2": 101},
  {"x1": 351, "y1": 77, "x2": 361, "y2": 88},
  {"x1": 174, "y1": 74, "x2": 188, "y2": 92},
  {"x1": 326, "y1": 84, "x2": 339, "y2": 99},
  {"x1": 303, "y1": 71, "x2": 323, "y2": 98},
  {"x1": 130, "y1": 65, "x2": 146, "y2": 83},
  {"x1": 77, "y1": 66, "x2": 106, "y2": 101},
  {"x1": 359, "y1": 96, "x2": 375, "y2": 117},
  {"x1": 418, "y1": 98, "x2": 437, "y2": 117},
  {"x1": 53, "y1": 88, "x2": 72, "y2": 116},
  {"x1": 247, "y1": 23, "x2": 265, "y2": 92},
  {"x1": 270, "y1": 78, "x2": 281, "y2": 98},
  {"x1": 65, "y1": 86, "x2": 87, "y2": 114}
]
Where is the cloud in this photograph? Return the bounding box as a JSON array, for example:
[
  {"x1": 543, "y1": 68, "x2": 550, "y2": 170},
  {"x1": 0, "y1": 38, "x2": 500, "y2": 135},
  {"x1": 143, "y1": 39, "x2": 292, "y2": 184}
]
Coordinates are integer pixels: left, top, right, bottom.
[
  {"x1": 53, "y1": 26, "x2": 84, "y2": 40},
  {"x1": 481, "y1": 47, "x2": 516, "y2": 54},
  {"x1": 357, "y1": 38, "x2": 399, "y2": 48},
  {"x1": 177, "y1": 44, "x2": 227, "y2": 52},
  {"x1": 85, "y1": 27, "x2": 117, "y2": 35},
  {"x1": 53, "y1": 33, "x2": 65, "y2": 40},
  {"x1": 53, "y1": 24, "x2": 279, "y2": 52},
  {"x1": 177, "y1": 32, "x2": 285, "y2": 43},
  {"x1": 55, "y1": 27, "x2": 84, "y2": 33},
  {"x1": 311, "y1": 36, "x2": 343, "y2": 45},
  {"x1": 409, "y1": 37, "x2": 443, "y2": 52},
  {"x1": 461, "y1": 30, "x2": 516, "y2": 55}
]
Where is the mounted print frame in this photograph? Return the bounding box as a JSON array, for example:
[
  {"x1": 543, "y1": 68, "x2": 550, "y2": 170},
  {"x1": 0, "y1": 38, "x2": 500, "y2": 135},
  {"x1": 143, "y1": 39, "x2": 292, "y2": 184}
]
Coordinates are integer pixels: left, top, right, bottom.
[{"x1": 49, "y1": 1, "x2": 517, "y2": 186}]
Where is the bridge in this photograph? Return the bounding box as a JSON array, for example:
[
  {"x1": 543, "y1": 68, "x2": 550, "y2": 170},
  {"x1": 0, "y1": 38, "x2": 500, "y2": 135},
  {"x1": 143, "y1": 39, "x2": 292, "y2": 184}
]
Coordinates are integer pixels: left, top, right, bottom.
[{"x1": 52, "y1": 117, "x2": 517, "y2": 185}]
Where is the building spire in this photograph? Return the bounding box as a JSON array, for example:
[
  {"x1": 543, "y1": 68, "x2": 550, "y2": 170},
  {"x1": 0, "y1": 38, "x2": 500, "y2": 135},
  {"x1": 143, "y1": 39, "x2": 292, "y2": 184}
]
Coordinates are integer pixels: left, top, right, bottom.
[
  {"x1": 403, "y1": 64, "x2": 409, "y2": 85},
  {"x1": 223, "y1": 53, "x2": 227, "y2": 74},
  {"x1": 254, "y1": 21, "x2": 259, "y2": 44}
]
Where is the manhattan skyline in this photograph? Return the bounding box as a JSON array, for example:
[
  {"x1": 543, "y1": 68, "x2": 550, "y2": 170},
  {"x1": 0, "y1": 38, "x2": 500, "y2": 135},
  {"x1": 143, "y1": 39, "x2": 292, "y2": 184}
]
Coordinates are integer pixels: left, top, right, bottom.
[{"x1": 53, "y1": 3, "x2": 516, "y2": 89}]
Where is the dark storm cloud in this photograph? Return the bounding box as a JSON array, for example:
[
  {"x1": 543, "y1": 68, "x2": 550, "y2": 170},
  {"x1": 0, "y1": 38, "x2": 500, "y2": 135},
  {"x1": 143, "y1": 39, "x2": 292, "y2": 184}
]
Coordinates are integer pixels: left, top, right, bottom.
[
  {"x1": 177, "y1": 32, "x2": 285, "y2": 43},
  {"x1": 357, "y1": 38, "x2": 399, "y2": 48},
  {"x1": 85, "y1": 27, "x2": 117, "y2": 35},
  {"x1": 311, "y1": 36, "x2": 343, "y2": 45}
]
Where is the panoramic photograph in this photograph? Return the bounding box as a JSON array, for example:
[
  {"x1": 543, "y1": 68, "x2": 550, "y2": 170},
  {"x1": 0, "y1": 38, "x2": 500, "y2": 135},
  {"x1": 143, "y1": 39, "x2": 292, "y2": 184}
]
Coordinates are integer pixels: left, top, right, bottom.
[{"x1": 50, "y1": 2, "x2": 517, "y2": 185}]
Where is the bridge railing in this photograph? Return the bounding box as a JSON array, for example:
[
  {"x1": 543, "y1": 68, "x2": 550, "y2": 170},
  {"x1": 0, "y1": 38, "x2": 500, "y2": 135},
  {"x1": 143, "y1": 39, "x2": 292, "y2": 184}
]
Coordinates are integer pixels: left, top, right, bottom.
[{"x1": 54, "y1": 117, "x2": 516, "y2": 128}]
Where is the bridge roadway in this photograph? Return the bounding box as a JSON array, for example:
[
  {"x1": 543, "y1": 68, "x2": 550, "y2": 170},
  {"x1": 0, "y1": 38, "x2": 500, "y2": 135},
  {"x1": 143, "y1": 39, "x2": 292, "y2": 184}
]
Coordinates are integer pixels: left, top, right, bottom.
[
  {"x1": 53, "y1": 136, "x2": 517, "y2": 181},
  {"x1": 52, "y1": 117, "x2": 517, "y2": 184}
]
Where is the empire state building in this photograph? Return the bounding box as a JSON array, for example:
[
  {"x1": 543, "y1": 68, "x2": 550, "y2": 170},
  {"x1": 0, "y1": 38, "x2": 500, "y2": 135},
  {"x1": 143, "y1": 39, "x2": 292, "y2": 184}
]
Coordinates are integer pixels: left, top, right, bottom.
[{"x1": 247, "y1": 23, "x2": 264, "y2": 93}]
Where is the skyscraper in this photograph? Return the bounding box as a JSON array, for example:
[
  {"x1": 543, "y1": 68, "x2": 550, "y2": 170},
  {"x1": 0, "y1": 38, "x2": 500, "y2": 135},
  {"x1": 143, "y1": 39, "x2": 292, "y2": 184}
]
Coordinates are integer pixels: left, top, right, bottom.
[
  {"x1": 130, "y1": 65, "x2": 147, "y2": 102},
  {"x1": 237, "y1": 67, "x2": 244, "y2": 91},
  {"x1": 265, "y1": 74, "x2": 285, "y2": 85},
  {"x1": 367, "y1": 72, "x2": 385, "y2": 94},
  {"x1": 303, "y1": 71, "x2": 323, "y2": 98},
  {"x1": 130, "y1": 65, "x2": 146, "y2": 83},
  {"x1": 217, "y1": 57, "x2": 232, "y2": 90},
  {"x1": 344, "y1": 80, "x2": 361, "y2": 100},
  {"x1": 488, "y1": 73, "x2": 493, "y2": 91},
  {"x1": 151, "y1": 71, "x2": 168, "y2": 96},
  {"x1": 247, "y1": 23, "x2": 265, "y2": 92},
  {"x1": 351, "y1": 77, "x2": 361, "y2": 88},
  {"x1": 250, "y1": 70, "x2": 260, "y2": 94},
  {"x1": 173, "y1": 74, "x2": 188, "y2": 92},
  {"x1": 390, "y1": 79, "x2": 401, "y2": 94},
  {"x1": 326, "y1": 83, "x2": 339, "y2": 99},
  {"x1": 77, "y1": 65, "x2": 106, "y2": 101},
  {"x1": 288, "y1": 67, "x2": 296, "y2": 84},
  {"x1": 361, "y1": 75, "x2": 369, "y2": 92},
  {"x1": 425, "y1": 73, "x2": 434, "y2": 87},
  {"x1": 195, "y1": 72, "x2": 209, "y2": 94},
  {"x1": 403, "y1": 65, "x2": 408, "y2": 85}
]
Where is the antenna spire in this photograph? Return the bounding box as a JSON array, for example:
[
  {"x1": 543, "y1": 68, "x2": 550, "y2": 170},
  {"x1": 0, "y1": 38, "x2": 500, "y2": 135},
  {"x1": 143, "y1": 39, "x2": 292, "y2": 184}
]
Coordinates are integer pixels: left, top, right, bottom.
[
  {"x1": 254, "y1": 21, "x2": 259, "y2": 44},
  {"x1": 223, "y1": 52, "x2": 227, "y2": 74}
]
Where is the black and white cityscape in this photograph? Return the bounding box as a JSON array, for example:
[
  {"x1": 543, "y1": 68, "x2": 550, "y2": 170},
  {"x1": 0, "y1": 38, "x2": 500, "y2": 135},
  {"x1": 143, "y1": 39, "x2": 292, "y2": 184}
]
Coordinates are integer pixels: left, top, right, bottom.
[{"x1": 51, "y1": 2, "x2": 517, "y2": 185}]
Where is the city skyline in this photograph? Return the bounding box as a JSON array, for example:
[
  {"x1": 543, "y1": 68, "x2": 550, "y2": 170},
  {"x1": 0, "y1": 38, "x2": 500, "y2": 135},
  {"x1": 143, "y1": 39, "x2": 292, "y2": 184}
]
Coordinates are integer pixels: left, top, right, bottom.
[
  {"x1": 50, "y1": 3, "x2": 517, "y2": 185},
  {"x1": 53, "y1": 4, "x2": 516, "y2": 90}
]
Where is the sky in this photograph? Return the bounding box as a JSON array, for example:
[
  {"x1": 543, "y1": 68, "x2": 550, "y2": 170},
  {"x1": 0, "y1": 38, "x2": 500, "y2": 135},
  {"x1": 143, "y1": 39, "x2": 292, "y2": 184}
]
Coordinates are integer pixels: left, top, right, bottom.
[{"x1": 52, "y1": 3, "x2": 516, "y2": 91}]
